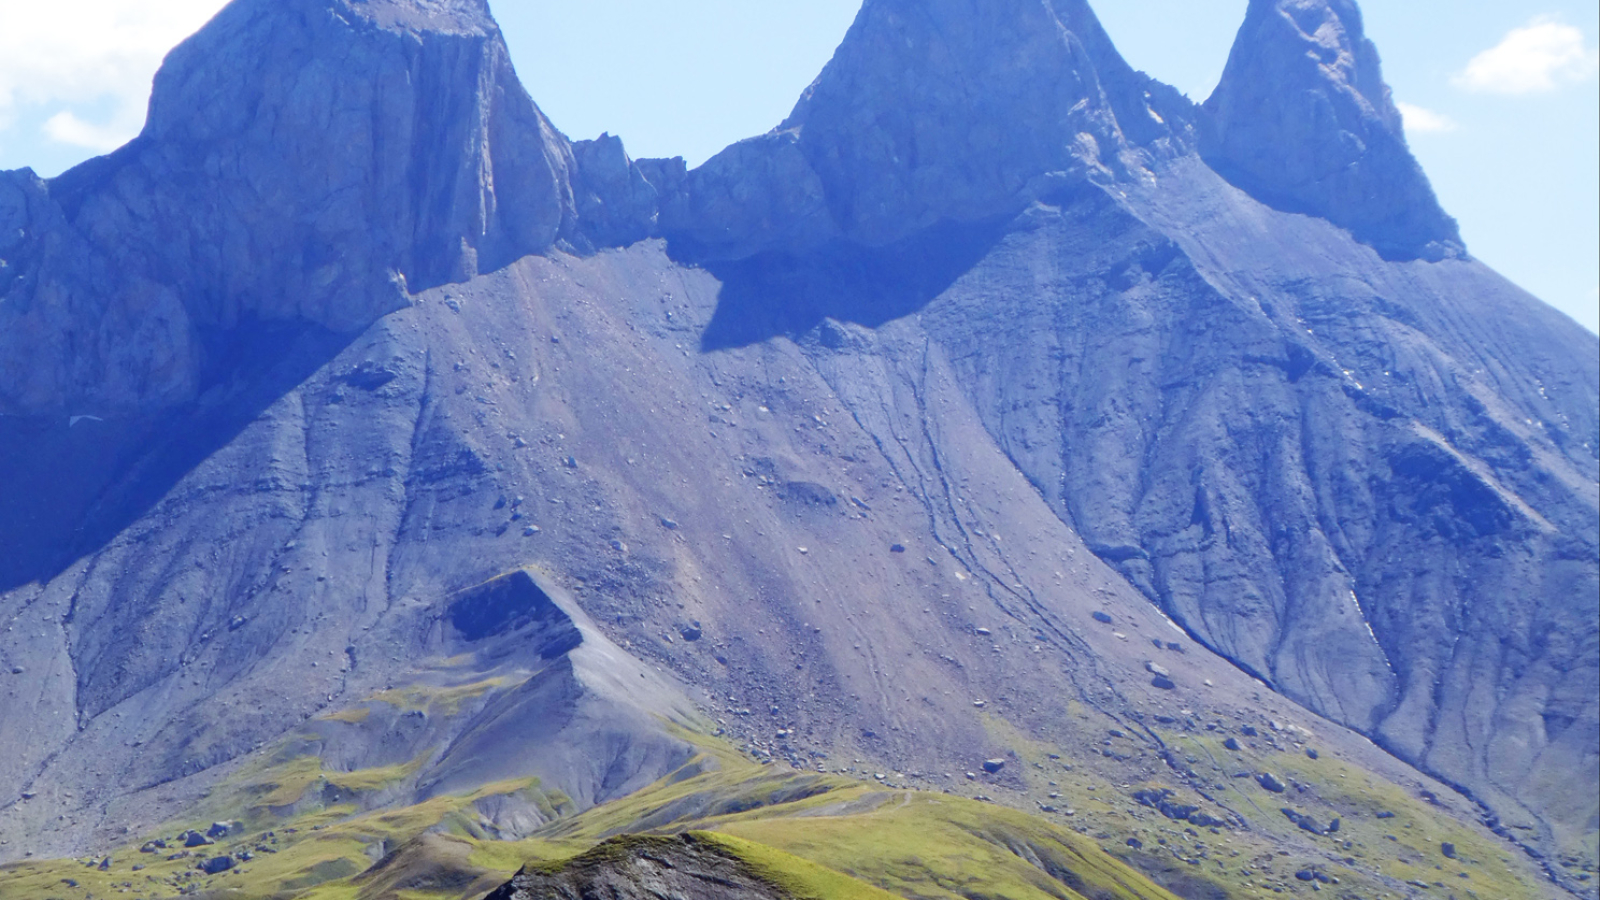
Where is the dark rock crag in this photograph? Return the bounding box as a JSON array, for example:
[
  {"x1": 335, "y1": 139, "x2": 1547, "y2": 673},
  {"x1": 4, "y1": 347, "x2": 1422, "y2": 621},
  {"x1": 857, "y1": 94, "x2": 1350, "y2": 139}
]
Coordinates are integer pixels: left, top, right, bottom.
[{"x1": 484, "y1": 835, "x2": 794, "y2": 900}]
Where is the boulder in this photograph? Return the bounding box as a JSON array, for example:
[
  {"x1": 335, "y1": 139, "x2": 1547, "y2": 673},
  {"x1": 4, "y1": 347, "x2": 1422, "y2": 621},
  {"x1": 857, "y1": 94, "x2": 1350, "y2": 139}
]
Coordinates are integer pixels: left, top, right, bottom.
[{"x1": 1257, "y1": 772, "x2": 1287, "y2": 793}]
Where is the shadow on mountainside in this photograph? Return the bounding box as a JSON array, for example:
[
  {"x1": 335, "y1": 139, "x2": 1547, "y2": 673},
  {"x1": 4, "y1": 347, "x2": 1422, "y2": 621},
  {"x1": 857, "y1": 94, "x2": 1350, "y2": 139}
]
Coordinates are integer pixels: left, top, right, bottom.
[
  {"x1": 693, "y1": 215, "x2": 1012, "y2": 352},
  {"x1": 0, "y1": 322, "x2": 353, "y2": 594}
]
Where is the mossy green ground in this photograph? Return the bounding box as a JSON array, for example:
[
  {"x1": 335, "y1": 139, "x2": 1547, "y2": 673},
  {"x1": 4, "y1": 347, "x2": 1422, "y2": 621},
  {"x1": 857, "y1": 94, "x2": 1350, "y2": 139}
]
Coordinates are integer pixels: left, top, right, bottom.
[{"x1": 0, "y1": 723, "x2": 1558, "y2": 900}]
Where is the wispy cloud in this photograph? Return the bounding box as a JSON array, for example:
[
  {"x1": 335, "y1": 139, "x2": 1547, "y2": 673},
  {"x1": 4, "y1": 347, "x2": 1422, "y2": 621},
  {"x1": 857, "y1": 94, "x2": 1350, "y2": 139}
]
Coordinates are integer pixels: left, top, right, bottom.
[
  {"x1": 0, "y1": 0, "x2": 226, "y2": 147},
  {"x1": 1454, "y1": 16, "x2": 1600, "y2": 95},
  {"x1": 1394, "y1": 102, "x2": 1457, "y2": 134}
]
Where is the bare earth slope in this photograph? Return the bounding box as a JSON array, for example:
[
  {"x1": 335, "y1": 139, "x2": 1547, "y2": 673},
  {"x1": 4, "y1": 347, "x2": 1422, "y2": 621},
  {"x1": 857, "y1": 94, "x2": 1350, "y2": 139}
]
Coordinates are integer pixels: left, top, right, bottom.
[{"x1": 0, "y1": 0, "x2": 1594, "y2": 895}]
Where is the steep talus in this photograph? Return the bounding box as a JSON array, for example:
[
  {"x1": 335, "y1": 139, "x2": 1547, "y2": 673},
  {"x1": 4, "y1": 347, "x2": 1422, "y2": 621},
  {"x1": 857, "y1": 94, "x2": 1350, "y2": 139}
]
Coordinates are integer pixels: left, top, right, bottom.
[{"x1": 0, "y1": 0, "x2": 1594, "y2": 893}]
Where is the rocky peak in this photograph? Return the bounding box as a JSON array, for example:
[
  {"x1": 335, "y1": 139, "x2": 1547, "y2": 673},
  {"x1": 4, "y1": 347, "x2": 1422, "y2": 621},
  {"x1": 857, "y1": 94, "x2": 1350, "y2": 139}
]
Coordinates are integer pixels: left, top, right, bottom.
[
  {"x1": 1200, "y1": 0, "x2": 1463, "y2": 260},
  {"x1": 1, "y1": 0, "x2": 579, "y2": 415},
  {"x1": 666, "y1": 0, "x2": 1194, "y2": 258}
]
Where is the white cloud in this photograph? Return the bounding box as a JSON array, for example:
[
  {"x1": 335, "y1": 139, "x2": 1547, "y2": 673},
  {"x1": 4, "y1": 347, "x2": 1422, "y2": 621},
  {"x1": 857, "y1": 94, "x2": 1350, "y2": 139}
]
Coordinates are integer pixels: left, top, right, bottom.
[
  {"x1": 43, "y1": 110, "x2": 140, "y2": 152},
  {"x1": 1394, "y1": 102, "x2": 1456, "y2": 134},
  {"x1": 0, "y1": 0, "x2": 228, "y2": 146},
  {"x1": 1454, "y1": 16, "x2": 1600, "y2": 95}
]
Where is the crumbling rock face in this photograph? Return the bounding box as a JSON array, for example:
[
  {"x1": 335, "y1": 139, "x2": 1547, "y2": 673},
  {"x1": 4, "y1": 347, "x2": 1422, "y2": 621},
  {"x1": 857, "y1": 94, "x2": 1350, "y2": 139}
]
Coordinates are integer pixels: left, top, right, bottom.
[{"x1": 1200, "y1": 0, "x2": 1463, "y2": 259}]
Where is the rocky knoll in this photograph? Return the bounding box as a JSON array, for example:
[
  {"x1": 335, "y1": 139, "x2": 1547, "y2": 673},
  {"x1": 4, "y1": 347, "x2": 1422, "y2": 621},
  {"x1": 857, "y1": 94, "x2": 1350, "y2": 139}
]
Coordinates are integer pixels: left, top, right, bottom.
[
  {"x1": 0, "y1": 0, "x2": 1594, "y2": 892},
  {"x1": 483, "y1": 836, "x2": 796, "y2": 900}
]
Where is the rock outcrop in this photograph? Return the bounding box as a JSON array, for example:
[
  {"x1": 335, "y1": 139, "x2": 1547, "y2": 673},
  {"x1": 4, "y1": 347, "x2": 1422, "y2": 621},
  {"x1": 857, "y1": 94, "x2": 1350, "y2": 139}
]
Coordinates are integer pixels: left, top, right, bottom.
[
  {"x1": 484, "y1": 836, "x2": 793, "y2": 900},
  {"x1": 1200, "y1": 0, "x2": 1463, "y2": 259}
]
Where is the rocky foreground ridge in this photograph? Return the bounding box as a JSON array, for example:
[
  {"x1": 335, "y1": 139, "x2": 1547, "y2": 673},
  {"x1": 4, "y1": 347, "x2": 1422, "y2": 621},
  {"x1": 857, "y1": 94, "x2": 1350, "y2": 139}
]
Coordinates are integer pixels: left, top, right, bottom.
[{"x1": 0, "y1": 0, "x2": 1595, "y2": 896}]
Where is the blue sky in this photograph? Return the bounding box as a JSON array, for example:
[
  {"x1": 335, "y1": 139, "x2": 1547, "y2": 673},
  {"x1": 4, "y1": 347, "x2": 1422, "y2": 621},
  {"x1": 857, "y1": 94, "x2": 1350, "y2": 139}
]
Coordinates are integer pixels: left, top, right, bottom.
[{"x1": 2, "y1": 1, "x2": 1595, "y2": 333}]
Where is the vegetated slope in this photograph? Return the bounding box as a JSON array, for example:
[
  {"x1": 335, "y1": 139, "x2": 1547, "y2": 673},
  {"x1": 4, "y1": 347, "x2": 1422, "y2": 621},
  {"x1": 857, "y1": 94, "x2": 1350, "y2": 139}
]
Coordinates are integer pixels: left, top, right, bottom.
[
  {"x1": 0, "y1": 734, "x2": 1547, "y2": 900},
  {"x1": 0, "y1": 0, "x2": 1593, "y2": 895}
]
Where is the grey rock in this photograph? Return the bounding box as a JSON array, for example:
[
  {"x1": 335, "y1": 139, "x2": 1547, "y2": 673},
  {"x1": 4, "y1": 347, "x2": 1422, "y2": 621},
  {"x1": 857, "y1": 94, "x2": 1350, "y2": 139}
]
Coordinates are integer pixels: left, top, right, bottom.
[
  {"x1": 982, "y1": 758, "x2": 1007, "y2": 774},
  {"x1": 181, "y1": 831, "x2": 212, "y2": 848},
  {"x1": 197, "y1": 855, "x2": 235, "y2": 875},
  {"x1": 1224, "y1": 737, "x2": 1242, "y2": 752},
  {"x1": 1258, "y1": 772, "x2": 1288, "y2": 793},
  {"x1": 1200, "y1": 0, "x2": 1461, "y2": 260}
]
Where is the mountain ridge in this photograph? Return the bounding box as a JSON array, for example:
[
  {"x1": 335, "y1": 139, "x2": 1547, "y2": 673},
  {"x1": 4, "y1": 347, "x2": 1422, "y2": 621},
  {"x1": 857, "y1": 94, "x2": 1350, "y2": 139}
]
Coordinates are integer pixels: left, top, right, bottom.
[{"x1": 0, "y1": 0, "x2": 1594, "y2": 894}]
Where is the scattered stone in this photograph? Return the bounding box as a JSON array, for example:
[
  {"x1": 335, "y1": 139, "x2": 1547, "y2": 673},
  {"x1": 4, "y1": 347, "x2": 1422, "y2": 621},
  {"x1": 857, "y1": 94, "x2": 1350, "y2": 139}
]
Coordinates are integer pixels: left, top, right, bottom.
[
  {"x1": 1441, "y1": 842, "x2": 1457, "y2": 859},
  {"x1": 1306, "y1": 748, "x2": 1319, "y2": 760},
  {"x1": 98, "y1": 857, "x2": 112, "y2": 870},
  {"x1": 890, "y1": 543, "x2": 907, "y2": 553},
  {"x1": 1375, "y1": 810, "x2": 1396, "y2": 819},
  {"x1": 207, "y1": 822, "x2": 232, "y2": 839},
  {"x1": 1145, "y1": 661, "x2": 1171, "y2": 678},
  {"x1": 227, "y1": 616, "x2": 248, "y2": 631},
  {"x1": 197, "y1": 856, "x2": 236, "y2": 875},
  {"x1": 1165, "y1": 641, "x2": 1184, "y2": 653},
  {"x1": 1281, "y1": 808, "x2": 1328, "y2": 835},
  {"x1": 1257, "y1": 772, "x2": 1287, "y2": 793},
  {"x1": 140, "y1": 840, "x2": 167, "y2": 854},
  {"x1": 1127, "y1": 837, "x2": 1144, "y2": 849},
  {"x1": 1151, "y1": 676, "x2": 1177, "y2": 690},
  {"x1": 1223, "y1": 737, "x2": 1242, "y2": 751},
  {"x1": 982, "y1": 758, "x2": 1007, "y2": 774},
  {"x1": 9, "y1": 666, "x2": 22, "y2": 675},
  {"x1": 1241, "y1": 725, "x2": 1259, "y2": 737},
  {"x1": 680, "y1": 623, "x2": 703, "y2": 642},
  {"x1": 1092, "y1": 612, "x2": 1114, "y2": 624}
]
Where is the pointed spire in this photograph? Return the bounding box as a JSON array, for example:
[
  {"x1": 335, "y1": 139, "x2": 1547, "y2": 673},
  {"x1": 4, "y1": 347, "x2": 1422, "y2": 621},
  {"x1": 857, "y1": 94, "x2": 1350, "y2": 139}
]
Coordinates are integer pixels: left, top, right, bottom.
[
  {"x1": 1200, "y1": 0, "x2": 1462, "y2": 260},
  {"x1": 671, "y1": 0, "x2": 1193, "y2": 258}
]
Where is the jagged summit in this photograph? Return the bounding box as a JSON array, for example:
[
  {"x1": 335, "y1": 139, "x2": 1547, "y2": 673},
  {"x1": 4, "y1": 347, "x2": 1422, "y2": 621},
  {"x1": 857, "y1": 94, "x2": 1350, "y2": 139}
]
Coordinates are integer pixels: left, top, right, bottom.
[
  {"x1": 1200, "y1": 0, "x2": 1463, "y2": 260},
  {"x1": 1, "y1": 0, "x2": 577, "y2": 415},
  {"x1": 662, "y1": 0, "x2": 1195, "y2": 258}
]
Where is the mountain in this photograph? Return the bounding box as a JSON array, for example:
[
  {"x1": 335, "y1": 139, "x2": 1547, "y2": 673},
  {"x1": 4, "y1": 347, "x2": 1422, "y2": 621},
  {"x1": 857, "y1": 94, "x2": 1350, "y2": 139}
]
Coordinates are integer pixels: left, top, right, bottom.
[{"x1": 0, "y1": 0, "x2": 1594, "y2": 897}]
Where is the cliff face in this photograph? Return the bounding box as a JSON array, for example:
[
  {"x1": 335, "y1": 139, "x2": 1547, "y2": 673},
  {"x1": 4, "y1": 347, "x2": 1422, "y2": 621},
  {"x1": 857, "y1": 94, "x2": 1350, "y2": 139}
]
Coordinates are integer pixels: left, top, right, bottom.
[
  {"x1": 0, "y1": 0, "x2": 576, "y2": 416},
  {"x1": 0, "y1": 0, "x2": 1594, "y2": 888}
]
